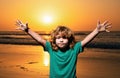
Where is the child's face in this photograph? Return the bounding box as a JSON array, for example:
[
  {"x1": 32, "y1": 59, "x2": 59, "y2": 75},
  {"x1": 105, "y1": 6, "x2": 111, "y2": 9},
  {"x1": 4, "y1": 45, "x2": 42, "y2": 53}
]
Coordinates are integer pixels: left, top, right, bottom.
[{"x1": 55, "y1": 33, "x2": 69, "y2": 49}]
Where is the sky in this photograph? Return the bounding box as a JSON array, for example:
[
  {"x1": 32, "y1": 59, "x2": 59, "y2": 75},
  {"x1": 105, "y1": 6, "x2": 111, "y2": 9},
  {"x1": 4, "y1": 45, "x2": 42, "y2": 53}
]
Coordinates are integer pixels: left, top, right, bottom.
[{"x1": 0, "y1": 0, "x2": 120, "y2": 31}]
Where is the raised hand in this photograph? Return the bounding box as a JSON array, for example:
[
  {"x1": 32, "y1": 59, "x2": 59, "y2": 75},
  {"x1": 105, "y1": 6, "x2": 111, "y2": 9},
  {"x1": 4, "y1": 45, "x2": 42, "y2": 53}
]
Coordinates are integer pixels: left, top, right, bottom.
[
  {"x1": 97, "y1": 20, "x2": 112, "y2": 32},
  {"x1": 16, "y1": 20, "x2": 29, "y2": 32}
]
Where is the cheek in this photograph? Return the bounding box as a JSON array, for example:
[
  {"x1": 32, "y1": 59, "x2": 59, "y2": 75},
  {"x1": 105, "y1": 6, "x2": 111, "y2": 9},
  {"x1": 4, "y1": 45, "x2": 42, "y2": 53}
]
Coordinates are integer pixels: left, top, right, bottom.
[
  {"x1": 64, "y1": 39, "x2": 69, "y2": 43},
  {"x1": 55, "y1": 39, "x2": 58, "y2": 43}
]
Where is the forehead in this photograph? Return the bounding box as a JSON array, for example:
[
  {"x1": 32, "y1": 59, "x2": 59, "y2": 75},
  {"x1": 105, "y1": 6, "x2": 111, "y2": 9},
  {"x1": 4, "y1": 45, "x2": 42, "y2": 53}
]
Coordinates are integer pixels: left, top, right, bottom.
[{"x1": 56, "y1": 31, "x2": 67, "y2": 36}]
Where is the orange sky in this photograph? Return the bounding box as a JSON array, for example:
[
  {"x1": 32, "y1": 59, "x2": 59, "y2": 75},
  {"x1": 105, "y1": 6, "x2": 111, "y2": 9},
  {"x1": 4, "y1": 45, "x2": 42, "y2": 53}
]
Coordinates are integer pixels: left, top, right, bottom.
[{"x1": 0, "y1": 0, "x2": 120, "y2": 31}]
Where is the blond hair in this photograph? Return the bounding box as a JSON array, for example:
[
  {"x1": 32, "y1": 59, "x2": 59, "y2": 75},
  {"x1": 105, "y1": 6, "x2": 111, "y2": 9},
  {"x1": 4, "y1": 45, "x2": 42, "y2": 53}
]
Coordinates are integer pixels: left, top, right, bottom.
[{"x1": 50, "y1": 26, "x2": 76, "y2": 51}]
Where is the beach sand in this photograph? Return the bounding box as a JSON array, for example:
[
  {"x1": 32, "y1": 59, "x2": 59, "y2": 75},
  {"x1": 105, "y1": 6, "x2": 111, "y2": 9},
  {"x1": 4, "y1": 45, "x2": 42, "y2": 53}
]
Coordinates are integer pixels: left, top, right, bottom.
[
  {"x1": 0, "y1": 44, "x2": 120, "y2": 78},
  {"x1": 77, "y1": 49, "x2": 120, "y2": 78}
]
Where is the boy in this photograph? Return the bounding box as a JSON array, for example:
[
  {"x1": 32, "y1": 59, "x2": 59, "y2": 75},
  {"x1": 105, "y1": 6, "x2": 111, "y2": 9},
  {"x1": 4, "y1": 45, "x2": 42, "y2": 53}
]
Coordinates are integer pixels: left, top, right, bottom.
[{"x1": 16, "y1": 20, "x2": 111, "y2": 78}]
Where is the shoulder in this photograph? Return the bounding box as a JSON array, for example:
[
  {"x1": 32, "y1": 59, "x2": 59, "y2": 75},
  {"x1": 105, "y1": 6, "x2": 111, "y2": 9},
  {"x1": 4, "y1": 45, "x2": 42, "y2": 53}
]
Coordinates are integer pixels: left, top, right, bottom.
[
  {"x1": 73, "y1": 41, "x2": 83, "y2": 53},
  {"x1": 74, "y1": 42, "x2": 82, "y2": 47},
  {"x1": 44, "y1": 41, "x2": 52, "y2": 52},
  {"x1": 45, "y1": 41, "x2": 52, "y2": 48}
]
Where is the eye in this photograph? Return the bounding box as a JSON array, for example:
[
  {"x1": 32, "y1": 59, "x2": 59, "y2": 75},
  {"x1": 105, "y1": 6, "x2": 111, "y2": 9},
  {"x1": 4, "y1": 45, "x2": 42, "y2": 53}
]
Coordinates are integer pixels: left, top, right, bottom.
[
  {"x1": 62, "y1": 36, "x2": 67, "y2": 39},
  {"x1": 56, "y1": 36, "x2": 61, "y2": 39}
]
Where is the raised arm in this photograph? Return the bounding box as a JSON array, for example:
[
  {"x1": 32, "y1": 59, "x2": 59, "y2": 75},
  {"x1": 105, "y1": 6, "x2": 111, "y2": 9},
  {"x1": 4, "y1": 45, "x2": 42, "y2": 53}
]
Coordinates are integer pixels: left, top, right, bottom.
[
  {"x1": 81, "y1": 20, "x2": 112, "y2": 47},
  {"x1": 16, "y1": 20, "x2": 46, "y2": 46}
]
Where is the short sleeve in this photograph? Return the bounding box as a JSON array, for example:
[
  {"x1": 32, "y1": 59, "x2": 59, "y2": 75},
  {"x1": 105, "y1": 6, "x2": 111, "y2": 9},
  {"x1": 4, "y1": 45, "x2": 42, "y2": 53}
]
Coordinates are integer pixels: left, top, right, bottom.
[
  {"x1": 44, "y1": 41, "x2": 52, "y2": 53},
  {"x1": 73, "y1": 42, "x2": 83, "y2": 54}
]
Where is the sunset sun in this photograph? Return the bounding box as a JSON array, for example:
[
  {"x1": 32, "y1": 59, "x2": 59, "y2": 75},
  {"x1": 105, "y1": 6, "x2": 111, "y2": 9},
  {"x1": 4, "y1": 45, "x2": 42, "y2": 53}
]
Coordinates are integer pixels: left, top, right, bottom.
[{"x1": 42, "y1": 15, "x2": 53, "y2": 24}]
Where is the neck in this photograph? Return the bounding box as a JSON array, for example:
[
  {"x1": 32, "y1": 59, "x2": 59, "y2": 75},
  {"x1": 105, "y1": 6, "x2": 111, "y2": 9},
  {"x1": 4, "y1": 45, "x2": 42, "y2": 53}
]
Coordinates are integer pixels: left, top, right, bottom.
[{"x1": 59, "y1": 46, "x2": 70, "y2": 52}]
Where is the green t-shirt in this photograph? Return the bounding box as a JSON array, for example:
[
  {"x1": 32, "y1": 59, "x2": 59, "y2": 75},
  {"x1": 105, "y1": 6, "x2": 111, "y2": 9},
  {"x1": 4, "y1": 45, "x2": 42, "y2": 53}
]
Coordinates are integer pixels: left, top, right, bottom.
[{"x1": 45, "y1": 41, "x2": 83, "y2": 78}]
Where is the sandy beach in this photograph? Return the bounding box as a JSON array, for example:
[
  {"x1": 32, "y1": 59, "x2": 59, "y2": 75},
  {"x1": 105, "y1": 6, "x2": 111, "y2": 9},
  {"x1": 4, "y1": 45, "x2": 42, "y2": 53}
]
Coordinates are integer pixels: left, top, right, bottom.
[
  {"x1": 0, "y1": 44, "x2": 120, "y2": 78},
  {"x1": 77, "y1": 49, "x2": 120, "y2": 78}
]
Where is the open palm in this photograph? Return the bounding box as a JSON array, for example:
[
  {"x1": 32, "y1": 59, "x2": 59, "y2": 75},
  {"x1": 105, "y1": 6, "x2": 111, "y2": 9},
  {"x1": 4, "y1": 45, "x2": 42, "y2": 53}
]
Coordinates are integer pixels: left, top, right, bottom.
[
  {"x1": 97, "y1": 20, "x2": 112, "y2": 32},
  {"x1": 16, "y1": 20, "x2": 29, "y2": 31}
]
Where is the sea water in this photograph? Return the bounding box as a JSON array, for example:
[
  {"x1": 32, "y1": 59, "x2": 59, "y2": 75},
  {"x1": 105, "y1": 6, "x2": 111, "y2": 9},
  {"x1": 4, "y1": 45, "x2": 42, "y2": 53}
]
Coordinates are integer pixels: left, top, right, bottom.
[{"x1": 0, "y1": 31, "x2": 120, "y2": 78}]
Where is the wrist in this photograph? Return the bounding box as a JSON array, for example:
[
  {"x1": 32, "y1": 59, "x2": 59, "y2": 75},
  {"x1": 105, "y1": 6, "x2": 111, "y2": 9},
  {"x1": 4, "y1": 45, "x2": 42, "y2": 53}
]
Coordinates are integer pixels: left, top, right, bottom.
[
  {"x1": 25, "y1": 28, "x2": 30, "y2": 32},
  {"x1": 95, "y1": 28, "x2": 99, "y2": 34}
]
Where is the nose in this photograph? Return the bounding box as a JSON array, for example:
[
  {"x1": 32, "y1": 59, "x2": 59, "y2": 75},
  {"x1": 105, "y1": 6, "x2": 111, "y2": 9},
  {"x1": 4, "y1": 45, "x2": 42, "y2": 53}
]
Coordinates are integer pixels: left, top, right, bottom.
[{"x1": 59, "y1": 38, "x2": 63, "y2": 42}]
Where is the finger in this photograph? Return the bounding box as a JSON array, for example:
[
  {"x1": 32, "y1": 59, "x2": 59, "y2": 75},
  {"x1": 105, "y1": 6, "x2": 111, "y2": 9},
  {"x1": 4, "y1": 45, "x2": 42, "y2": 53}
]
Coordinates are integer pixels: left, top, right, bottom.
[
  {"x1": 15, "y1": 23, "x2": 22, "y2": 27},
  {"x1": 17, "y1": 20, "x2": 23, "y2": 24},
  {"x1": 106, "y1": 23, "x2": 112, "y2": 27},
  {"x1": 105, "y1": 23, "x2": 112, "y2": 29},
  {"x1": 16, "y1": 21, "x2": 20, "y2": 25},
  {"x1": 16, "y1": 20, "x2": 22, "y2": 26},
  {"x1": 17, "y1": 20, "x2": 22, "y2": 24},
  {"x1": 103, "y1": 20, "x2": 109, "y2": 25},
  {"x1": 97, "y1": 20, "x2": 100, "y2": 25},
  {"x1": 106, "y1": 29, "x2": 110, "y2": 32},
  {"x1": 26, "y1": 22, "x2": 28, "y2": 27},
  {"x1": 16, "y1": 27, "x2": 25, "y2": 31},
  {"x1": 106, "y1": 26, "x2": 112, "y2": 29},
  {"x1": 16, "y1": 27, "x2": 21, "y2": 30},
  {"x1": 15, "y1": 23, "x2": 18, "y2": 26}
]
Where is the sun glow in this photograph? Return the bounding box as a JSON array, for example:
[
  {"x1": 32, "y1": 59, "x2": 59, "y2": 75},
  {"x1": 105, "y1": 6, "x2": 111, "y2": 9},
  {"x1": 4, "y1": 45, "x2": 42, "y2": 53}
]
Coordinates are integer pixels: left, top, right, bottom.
[{"x1": 42, "y1": 15, "x2": 53, "y2": 24}]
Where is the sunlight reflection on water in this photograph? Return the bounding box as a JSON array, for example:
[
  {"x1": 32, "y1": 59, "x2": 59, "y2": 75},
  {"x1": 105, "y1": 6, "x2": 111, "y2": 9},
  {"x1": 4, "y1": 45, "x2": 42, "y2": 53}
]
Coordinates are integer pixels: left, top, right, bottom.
[{"x1": 43, "y1": 52, "x2": 50, "y2": 66}]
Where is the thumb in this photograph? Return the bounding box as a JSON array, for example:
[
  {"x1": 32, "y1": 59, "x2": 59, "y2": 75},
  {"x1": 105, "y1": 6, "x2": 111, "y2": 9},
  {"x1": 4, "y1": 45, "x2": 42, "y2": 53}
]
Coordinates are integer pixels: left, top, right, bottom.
[
  {"x1": 106, "y1": 29, "x2": 110, "y2": 32},
  {"x1": 16, "y1": 27, "x2": 21, "y2": 30},
  {"x1": 26, "y1": 22, "x2": 28, "y2": 27},
  {"x1": 26, "y1": 22, "x2": 28, "y2": 26},
  {"x1": 97, "y1": 20, "x2": 100, "y2": 26},
  {"x1": 26, "y1": 22, "x2": 29, "y2": 29}
]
